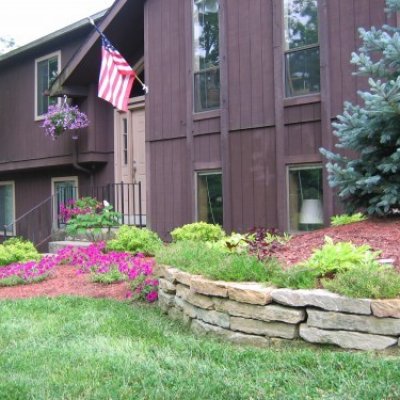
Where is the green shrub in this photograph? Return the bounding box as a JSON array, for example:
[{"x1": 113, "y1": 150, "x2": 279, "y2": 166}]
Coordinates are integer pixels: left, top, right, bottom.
[
  {"x1": 330, "y1": 213, "x2": 367, "y2": 226},
  {"x1": 0, "y1": 237, "x2": 40, "y2": 266},
  {"x1": 156, "y1": 240, "x2": 278, "y2": 282},
  {"x1": 170, "y1": 222, "x2": 225, "y2": 242},
  {"x1": 322, "y1": 264, "x2": 400, "y2": 299},
  {"x1": 91, "y1": 266, "x2": 125, "y2": 284},
  {"x1": 301, "y1": 236, "x2": 381, "y2": 275},
  {"x1": 106, "y1": 225, "x2": 162, "y2": 256}
]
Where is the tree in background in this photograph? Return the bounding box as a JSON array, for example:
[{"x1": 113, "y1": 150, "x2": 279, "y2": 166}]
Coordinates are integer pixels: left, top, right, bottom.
[
  {"x1": 321, "y1": 0, "x2": 400, "y2": 216},
  {"x1": 0, "y1": 37, "x2": 17, "y2": 55}
]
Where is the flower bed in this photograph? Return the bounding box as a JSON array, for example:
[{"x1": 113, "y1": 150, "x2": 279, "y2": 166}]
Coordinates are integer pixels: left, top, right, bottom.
[{"x1": 157, "y1": 265, "x2": 400, "y2": 351}]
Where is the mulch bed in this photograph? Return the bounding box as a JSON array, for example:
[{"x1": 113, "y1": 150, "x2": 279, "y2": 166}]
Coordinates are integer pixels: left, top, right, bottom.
[
  {"x1": 1, "y1": 217, "x2": 399, "y2": 300},
  {"x1": 0, "y1": 265, "x2": 130, "y2": 301},
  {"x1": 275, "y1": 217, "x2": 400, "y2": 272}
]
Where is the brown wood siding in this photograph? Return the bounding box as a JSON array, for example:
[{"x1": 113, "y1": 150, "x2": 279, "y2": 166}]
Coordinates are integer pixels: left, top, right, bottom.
[
  {"x1": 146, "y1": 0, "x2": 187, "y2": 141},
  {"x1": 328, "y1": 0, "x2": 393, "y2": 118},
  {"x1": 148, "y1": 138, "x2": 190, "y2": 238},
  {"x1": 285, "y1": 121, "x2": 322, "y2": 158},
  {"x1": 226, "y1": 0, "x2": 275, "y2": 131},
  {"x1": 145, "y1": 0, "x2": 393, "y2": 236},
  {"x1": 229, "y1": 128, "x2": 277, "y2": 232},
  {"x1": 193, "y1": 134, "x2": 221, "y2": 166},
  {"x1": 0, "y1": 35, "x2": 113, "y2": 172}
]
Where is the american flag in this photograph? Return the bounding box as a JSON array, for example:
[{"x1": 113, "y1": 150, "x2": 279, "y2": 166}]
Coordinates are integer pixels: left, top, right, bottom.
[{"x1": 98, "y1": 36, "x2": 136, "y2": 112}]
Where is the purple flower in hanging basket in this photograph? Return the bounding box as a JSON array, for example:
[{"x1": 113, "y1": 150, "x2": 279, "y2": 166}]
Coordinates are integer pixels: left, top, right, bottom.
[{"x1": 41, "y1": 101, "x2": 89, "y2": 140}]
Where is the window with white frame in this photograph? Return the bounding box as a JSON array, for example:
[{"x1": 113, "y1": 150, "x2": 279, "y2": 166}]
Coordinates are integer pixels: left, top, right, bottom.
[
  {"x1": 288, "y1": 165, "x2": 323, "y2": 232},
  {"x1": 197, "y1": 171, "x2": 223, "y2": 225},
  {"x1": 52, "y1": 177, "x2": 78, "y2": 228},
  {"x1": 193, "y1": 0, "x2": 220, "y2": 112},
  {"x1": 35, "y1": 51, "x2": 60, "y2": 119},
  {"x1": 284, "y1": 0, "x2": 320, "y2": 97},
  {"x1": 0, "y1": 182, "x2": 15, "y2": 235}
]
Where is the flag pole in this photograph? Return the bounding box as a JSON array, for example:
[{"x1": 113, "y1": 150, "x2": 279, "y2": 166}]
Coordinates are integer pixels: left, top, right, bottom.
[{"x1": 88, "y1": 18, "x2": 148, "y2": 94}]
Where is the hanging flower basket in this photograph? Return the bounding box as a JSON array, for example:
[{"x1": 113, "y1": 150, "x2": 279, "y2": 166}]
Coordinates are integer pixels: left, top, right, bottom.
[{"x1": 41, "y1": 98, "x2": 89, "y2": 140}]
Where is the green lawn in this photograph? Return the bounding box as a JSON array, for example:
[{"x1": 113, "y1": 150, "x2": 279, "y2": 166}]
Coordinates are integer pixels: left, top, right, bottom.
[{"x1": 0, "y1": 297, "x2": 399, "y2": 400}]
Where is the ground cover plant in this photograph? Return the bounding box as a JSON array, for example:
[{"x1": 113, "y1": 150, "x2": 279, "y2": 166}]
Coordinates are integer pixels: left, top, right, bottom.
[
  {"x1": 0, "y1": 297, "x2": 399, "y2": 400},
  {"x1": 57, "y1": 243, "x2": 158, "y2": 302},
  {"x1": 330, "y1": 213, "x2": 367, "y2": 226}
]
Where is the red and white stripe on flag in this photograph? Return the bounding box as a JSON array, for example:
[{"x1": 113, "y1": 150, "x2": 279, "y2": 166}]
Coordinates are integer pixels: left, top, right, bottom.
[{"x1": 98, "y1": 38, "x2": 136, "y2": 112}]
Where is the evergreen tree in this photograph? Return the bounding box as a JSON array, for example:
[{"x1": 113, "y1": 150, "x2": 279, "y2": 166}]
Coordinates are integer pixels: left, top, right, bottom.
[{"x1": 320, "y1": 0, "x2": 400, "y2": 216}]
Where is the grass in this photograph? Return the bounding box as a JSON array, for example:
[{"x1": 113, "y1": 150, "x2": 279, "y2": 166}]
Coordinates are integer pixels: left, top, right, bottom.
[{"x1": 0, "y1": 297, "x2": 399, "y2": 399}]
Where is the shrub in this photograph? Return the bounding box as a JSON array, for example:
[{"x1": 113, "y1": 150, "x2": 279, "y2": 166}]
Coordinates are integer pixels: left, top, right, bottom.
[
  {"x1": 106, "y1": 225, "x2": 162, "y2": 256},
  {"x1": 170, "y1": 222, "x2": 225, "y2": 242},
  {"x1": 330, "y1": 213, "x2": 367, "y2": 227},
  {"x1": 0, "y1": 237, "x2": 40, "y2": 266},
  {"x1": 64, "y1": 198, "x2": 121, "y2": 241},
  {"x1": 322, "y1": 264, "x2": 400, "y2": 299},
  {"x1": 301, "y1": 236, "x2": 381, "y2": 275},
  {"x1": 156, "y1": 240, "x2": 278, "y2": 282}
]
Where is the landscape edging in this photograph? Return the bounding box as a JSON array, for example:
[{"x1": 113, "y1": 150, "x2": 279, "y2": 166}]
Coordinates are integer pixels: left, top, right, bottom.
[{"x1": 156, "y1": 265, "x2": 400, "y2": 351}]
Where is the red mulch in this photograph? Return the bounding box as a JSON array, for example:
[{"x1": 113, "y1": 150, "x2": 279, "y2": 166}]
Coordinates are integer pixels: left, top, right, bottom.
[
  {"x1": 1, "y1": 218, "x2": 400, "y2": 300},
  {"x1": 275, "y1": 217, "x2": 400, "y2": 272},
  {"x1": 0, "y1": 265, "x2": 130, "y2": 301}
]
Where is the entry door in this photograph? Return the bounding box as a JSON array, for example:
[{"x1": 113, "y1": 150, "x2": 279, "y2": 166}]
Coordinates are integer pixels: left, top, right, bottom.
[{"x1": 114, "y1": 97, "x2": 146, "y2": 225}]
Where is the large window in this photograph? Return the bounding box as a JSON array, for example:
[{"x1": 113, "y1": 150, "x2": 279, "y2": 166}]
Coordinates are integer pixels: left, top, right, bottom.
[
  {"x1": 284, "y1": 0, "x2": 320, "y2": 97},
  {"x1": 35, "y1": 51, "x2": 60, "y2": 119},
  {"x1": 288, "y1": 165, "x2": 323, "y2": 232},
  {"x1": 197, "y1": 171, "x2": 223, "y2": 225},
  {"x1": 0, "y1": 182, "x2": 15, "y2": 235},
  {"x1": 193, "y1": 0, "x2": 220, "y2": 112}
]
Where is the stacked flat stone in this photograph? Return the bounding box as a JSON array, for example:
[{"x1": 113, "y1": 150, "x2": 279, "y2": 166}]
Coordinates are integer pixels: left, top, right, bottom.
[{"x1": 157, "y1": 265, "x2": 400, "y2": 351}]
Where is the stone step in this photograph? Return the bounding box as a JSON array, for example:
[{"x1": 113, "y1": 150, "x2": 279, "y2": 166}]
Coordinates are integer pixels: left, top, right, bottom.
[{"x1": 48, "y1": 240, "x2": 93, "y2": 254}]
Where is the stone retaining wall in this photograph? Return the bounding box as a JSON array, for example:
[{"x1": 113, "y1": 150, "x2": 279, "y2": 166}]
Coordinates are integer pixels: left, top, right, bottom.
[{"x1": 157, "y1": 265, "x2": 400, "y2": 351}]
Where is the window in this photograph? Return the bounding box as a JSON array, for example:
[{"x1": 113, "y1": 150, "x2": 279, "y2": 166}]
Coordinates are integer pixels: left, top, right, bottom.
[
  {"x1": 122, "y1": 118, "x2": 128, "y2": 165},
  {"x1": 197, "y1": 171, "x2": 223, "y2": 225},
  {"x1": 35, "y1": 51, "x2": 60, "y2": 119},
  {"x1": 288, "y1": 165, "x2": 323, "y2": 232},
  {"x1": 284, "y1": 0, "x2": 320, "y2": 97},
  {"x1": 0, "y1": 182, "x2": 15, "y2": 235},
  {"x1": 51, "y1": 177, "x2": 78, "y2": 228},
  {"x1": 193, "y1": 0, "x2": 220, "y2": 112}
]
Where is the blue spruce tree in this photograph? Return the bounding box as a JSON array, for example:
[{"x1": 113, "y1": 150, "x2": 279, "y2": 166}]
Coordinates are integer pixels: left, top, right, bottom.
[{"x1": 321, "y1": 0, "x2": 400, "y2": 216}]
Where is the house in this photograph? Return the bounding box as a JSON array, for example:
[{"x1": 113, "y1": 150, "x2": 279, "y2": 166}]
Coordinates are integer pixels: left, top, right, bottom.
[{"x1": 0, "y1": 0, "x2": 392, "y2": 245}]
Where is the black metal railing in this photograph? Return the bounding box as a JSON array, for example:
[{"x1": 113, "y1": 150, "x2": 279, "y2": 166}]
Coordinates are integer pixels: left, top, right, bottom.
[{"x1": 3, "y1": 182, "x2": 144, "y2": 251}]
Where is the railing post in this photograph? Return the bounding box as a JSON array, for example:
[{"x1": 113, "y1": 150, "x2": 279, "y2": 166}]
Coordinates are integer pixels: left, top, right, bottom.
[
  {"x1": 120, "y1": 181, "x2": 125, "y2": 225},
  {"x1": 138, "y1": 181, "x2": 143, "y2": 228}
]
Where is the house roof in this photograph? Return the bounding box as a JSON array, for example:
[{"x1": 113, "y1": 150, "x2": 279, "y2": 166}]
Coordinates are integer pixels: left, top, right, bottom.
[
  {"x1": 0, "y1": 9, "x2": 108, "y2": 65},
  {"x1": 49, "y1": 0, "x2": 145, "y2": 98}
]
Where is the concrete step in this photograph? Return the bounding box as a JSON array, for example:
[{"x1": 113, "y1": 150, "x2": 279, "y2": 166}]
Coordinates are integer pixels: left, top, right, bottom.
[{"x1": 48, "y1": 240, "x2": 93, "y2": 254}]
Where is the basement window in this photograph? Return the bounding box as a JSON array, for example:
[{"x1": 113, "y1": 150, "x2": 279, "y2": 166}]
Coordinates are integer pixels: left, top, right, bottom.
[{"x1": 197, "y1": 171, "x2": 223, "y2": 225}]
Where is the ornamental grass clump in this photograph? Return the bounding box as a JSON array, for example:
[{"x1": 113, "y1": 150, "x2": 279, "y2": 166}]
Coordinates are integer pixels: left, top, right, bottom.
[
  {"x1": 156, "y1": 240, "x2": 278, "y2": 282},
  {"x1": 330, "y1": 213, "x2": 367, "y2": 226}
]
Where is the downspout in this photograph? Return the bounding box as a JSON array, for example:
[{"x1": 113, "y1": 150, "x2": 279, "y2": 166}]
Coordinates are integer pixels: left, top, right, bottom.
[{"x1": 72, "y1": 139, "x2": 94, "y2": 187}]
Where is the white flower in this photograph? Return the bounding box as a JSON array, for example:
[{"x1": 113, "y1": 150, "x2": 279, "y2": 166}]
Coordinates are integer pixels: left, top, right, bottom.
[{"x1": 103, "y1": 200, "x2": 110, "y2": 207}]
